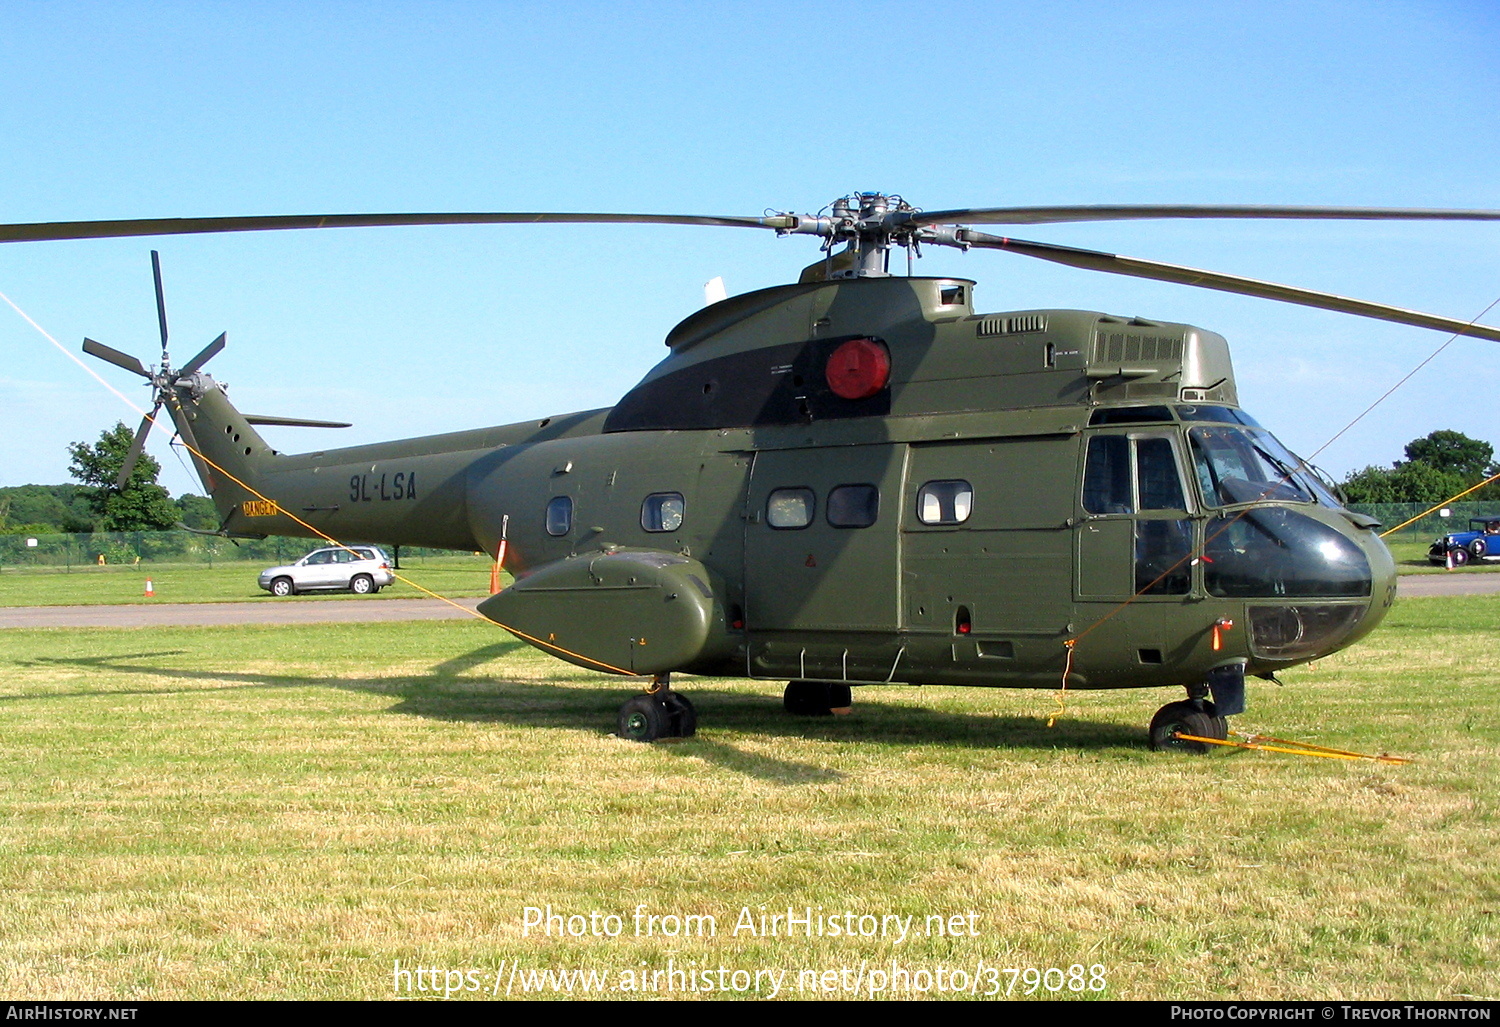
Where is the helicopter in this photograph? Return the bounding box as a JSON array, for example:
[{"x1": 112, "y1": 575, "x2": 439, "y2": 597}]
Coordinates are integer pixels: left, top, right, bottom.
[{"x1": 7, "y1": 193, "x2": 1500, "y2": 750}]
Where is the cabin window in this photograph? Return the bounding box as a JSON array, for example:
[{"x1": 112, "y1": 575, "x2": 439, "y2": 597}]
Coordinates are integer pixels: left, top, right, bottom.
[
  {"x1": 827, "y1": 484, "x2": 879, "y2": 528},
  {"x1": 545, "y1": 496, "x2": 573, "y2": 536},
  {"x1": 767, "y1": 487, "x2": 815, "y2": 529},
  {"x1": 916, "y1": 480, "x2": 973, "y2": 525},
  {"x1": 641, "y1": 492, "x2": 685, "y2": 532}
]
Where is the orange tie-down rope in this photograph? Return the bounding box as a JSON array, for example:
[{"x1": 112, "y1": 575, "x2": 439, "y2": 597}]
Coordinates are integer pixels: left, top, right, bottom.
[
  {"x1": 1176, "y1": 732, "x2": 1411, "y2": 764},
  {"x1": 3, "y1": 289, "x2": 642, "y2": 679}
]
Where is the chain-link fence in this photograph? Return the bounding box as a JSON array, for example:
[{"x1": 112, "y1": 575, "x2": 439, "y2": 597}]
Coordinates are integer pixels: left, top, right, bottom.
[
  {"x1": 1349, "y1": 501, "x2": 1500, "y2": 539},
  {"x1": 0, "y1": 530, "x2": 463, "y2": 571}
]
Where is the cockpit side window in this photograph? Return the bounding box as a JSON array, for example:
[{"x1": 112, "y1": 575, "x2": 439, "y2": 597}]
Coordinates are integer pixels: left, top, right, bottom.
[
  {"x1": 1083, "y1": 436, "x2": 1132, "y2": 514},
  {"x1": 1137, "y1": 437, "x2": 1186, "y2": 511},
  {"x1": 1083, "y1": 433, "x2": 1188, "y2": 515}
]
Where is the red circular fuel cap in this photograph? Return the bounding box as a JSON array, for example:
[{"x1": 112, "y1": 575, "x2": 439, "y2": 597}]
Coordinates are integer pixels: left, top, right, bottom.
[{"x1": 825, "y1": 338, "x2": 890, "y2": 400}]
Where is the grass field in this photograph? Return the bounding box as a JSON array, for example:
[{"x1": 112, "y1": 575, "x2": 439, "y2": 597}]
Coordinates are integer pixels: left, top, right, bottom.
[
  {"x1": 0, "y1": 596, "x2": 1495, "y2": 1000},
  {"x1": 0, "y1": 555, "x2": 499, "y2": 607}
]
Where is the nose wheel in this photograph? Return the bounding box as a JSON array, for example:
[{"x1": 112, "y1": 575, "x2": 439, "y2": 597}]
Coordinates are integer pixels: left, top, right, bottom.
[
  {"x1": 1149, "y1": 698, "x2": 1229, "y2": 753},
  {"x1": 617, "y1": 675, "x2": 697, "y2": 742}
]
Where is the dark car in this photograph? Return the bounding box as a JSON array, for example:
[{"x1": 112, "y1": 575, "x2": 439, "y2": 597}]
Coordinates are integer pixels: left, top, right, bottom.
[{"x1": 1428, "y1": 518, "x2": 1500, "y2": 566}]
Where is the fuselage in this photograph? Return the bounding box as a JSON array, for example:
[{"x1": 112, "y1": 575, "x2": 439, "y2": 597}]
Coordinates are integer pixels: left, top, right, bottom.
[{"x1": 167, "y1": 275, "x2": 1397, "y2": 690}]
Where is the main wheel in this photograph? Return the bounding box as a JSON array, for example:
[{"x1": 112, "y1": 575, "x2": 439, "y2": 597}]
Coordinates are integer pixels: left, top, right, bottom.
[
  {"x1": 618, "y1": 695, "x2": 668, "y2": 742},
  {"x1": 1450, "y1": 547, "x2": 1471, "y2": 567},
  {"x1": 271, "y1": 577, "x2": 294, "y2": 597},
  {"x1": 784, "y1": 681, "x2": 853, "y2": 716},
  {"x1": 350, "y1": 574, "x2": 375, "y2": 595},
  {"x1": 1149, "y1": 700, "x2": 1229, "y2": 754}
]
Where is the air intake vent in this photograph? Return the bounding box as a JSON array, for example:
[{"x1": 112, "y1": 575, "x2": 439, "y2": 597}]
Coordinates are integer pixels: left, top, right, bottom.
[
  {"x1": 977, "y1": 314, "x2": 1047, "y2": 337},
  {"x1": 1094, "y1": 332, "x2": 1183, "y2": 363}
]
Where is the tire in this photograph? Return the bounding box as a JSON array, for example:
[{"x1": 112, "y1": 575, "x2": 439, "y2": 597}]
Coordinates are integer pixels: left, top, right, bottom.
[
  {"x1": 1450, "y1": 547, "x2": 1470, "y2": 567},
  {"x1": 1149, "y1": 700, "x2": 1229, "y2": 754},
  {"x1": 350, "y1": 574, "x2": 375, "y2": 595},
  {"x1": 270, "y1": 577, "x2": 294, "y2": 597},
  {"x1": 618, "y1": 694, "x2": 667, "y2": 742},
  {"x1": 784, "y1": 681, "x2": 852, "y2": 716},
  {"x1": 1469, "y1": 538, "x2": 1488, "y2": 559}
]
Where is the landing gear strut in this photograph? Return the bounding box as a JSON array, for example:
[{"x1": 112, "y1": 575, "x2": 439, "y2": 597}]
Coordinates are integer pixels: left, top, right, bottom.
[
  {"x1": 616, "y1": 674, "x2": 697, "y2": 742},
  {"x1": 783, "y1": 681, "x2": 853, "y2": 716}
]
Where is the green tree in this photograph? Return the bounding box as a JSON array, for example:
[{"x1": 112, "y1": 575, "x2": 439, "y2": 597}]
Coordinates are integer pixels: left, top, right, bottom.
[
  {"x1": 176, "y1": 493, "x2": 221, "y2": 530},
  {"x1": 1343, "y1": 429, "x2": 1500, "y2": 504},
  {"x1": 1402, "y1": 430, "x2": 1496, "y2": 479},
  {"x1": 0, "y1": 484, "x2": 96, "y2": 533},
  {"x1": 67, "y1": 423, "x2": 180, "y2": 532}
]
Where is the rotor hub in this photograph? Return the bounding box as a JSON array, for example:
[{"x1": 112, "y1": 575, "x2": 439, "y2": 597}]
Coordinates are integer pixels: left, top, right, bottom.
[{"x1": 769, "y1": 193, "x2": 970, "y2": 278}]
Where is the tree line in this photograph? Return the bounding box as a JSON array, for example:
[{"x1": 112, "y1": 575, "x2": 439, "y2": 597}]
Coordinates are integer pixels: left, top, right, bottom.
[
  {"x1": 1340, "y1": 429, "x2": 1500, "y2": 505},
  {"x1": 0, "y1": 422, "x2": 217, "y2": 536}
]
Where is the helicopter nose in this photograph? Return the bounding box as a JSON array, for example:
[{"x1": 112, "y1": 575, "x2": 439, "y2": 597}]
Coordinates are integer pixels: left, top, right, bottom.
[{"x1": 1204, "y1": 507, "x2": 1396, "y2": 662}]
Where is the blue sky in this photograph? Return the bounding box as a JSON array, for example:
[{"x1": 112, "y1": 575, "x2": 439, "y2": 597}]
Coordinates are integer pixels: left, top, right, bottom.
[{"x1": 2, "y1": 0, "x2": 1497, "y2": 495}]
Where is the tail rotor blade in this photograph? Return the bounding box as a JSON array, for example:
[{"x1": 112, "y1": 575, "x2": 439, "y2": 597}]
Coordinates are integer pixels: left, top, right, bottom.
[
  {"x1": 177, "y1": 332, "x2": 225, "y2": 377},
  {"x1": 115, "y1": 404, "x2": 160, "y2": 489},
  {"x1": 82, "y1": 338, "x2": 150, "y2": 378},
  {"x1": 151, "y1": 250, "x2": 169, "y2": 360}
]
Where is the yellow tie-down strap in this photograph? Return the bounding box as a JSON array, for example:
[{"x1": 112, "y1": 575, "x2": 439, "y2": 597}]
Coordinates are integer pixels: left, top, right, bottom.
[{"x1": 1175, "y1": 732, "x2": 1411, "y2": 764}]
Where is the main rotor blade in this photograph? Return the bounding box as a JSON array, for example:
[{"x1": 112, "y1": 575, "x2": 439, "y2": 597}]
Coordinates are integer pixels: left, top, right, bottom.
[
  {"x1": 906, "y1": 204, "x2": 1500, "y2": 228},
  {"x1": 243, "y1": 414, "x2": 351, "y2": 428},
  {"x1": 151, "y1": 250, "x2": 169, "y2": 355},
  {"x1": 115, "y1": 404, "x2": 159, "y2": 489},
  {"x1": 176, "y1": 332, "x2": 225, "y2": 377},
  {"x1": 82, "y1": 338, "x2": 150, "y2": 378},
  {"x1": 0, "y1": 211, "x2": 784, "y2": 244},
  {"x1": 964, "y1": 231, "x2": 1500, "y2": 343}
]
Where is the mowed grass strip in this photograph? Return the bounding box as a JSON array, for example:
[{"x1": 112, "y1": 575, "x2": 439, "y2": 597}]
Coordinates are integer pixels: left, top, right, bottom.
[
  {"x1": 0, "y1": 599, "x2": 1495, "y2": 1000},
  {"x1": 0, "y1": 556, "x2": 498, "y2": 607}
]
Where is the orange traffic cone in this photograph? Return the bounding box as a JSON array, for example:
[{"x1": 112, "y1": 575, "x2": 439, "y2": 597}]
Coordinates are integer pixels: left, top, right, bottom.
[{"x1": 144, "y1": 578, "x2": 155, "y2": 597}]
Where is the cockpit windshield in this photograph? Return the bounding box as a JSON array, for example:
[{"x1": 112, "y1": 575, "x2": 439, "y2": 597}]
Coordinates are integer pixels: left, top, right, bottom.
[{"x1": 1188, "y1": 425, "x2": 1340, "y2": 508}]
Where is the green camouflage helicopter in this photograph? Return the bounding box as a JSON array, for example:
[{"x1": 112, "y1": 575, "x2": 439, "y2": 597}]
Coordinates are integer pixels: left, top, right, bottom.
[{"x1": 8, "y1": 194, "x2": 1499, "y2": 750}]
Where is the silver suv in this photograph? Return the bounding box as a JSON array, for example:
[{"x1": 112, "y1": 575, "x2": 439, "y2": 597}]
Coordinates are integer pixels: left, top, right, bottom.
[{"x1": 258, "y1": 546, "x2": 396, "y2": 597}]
